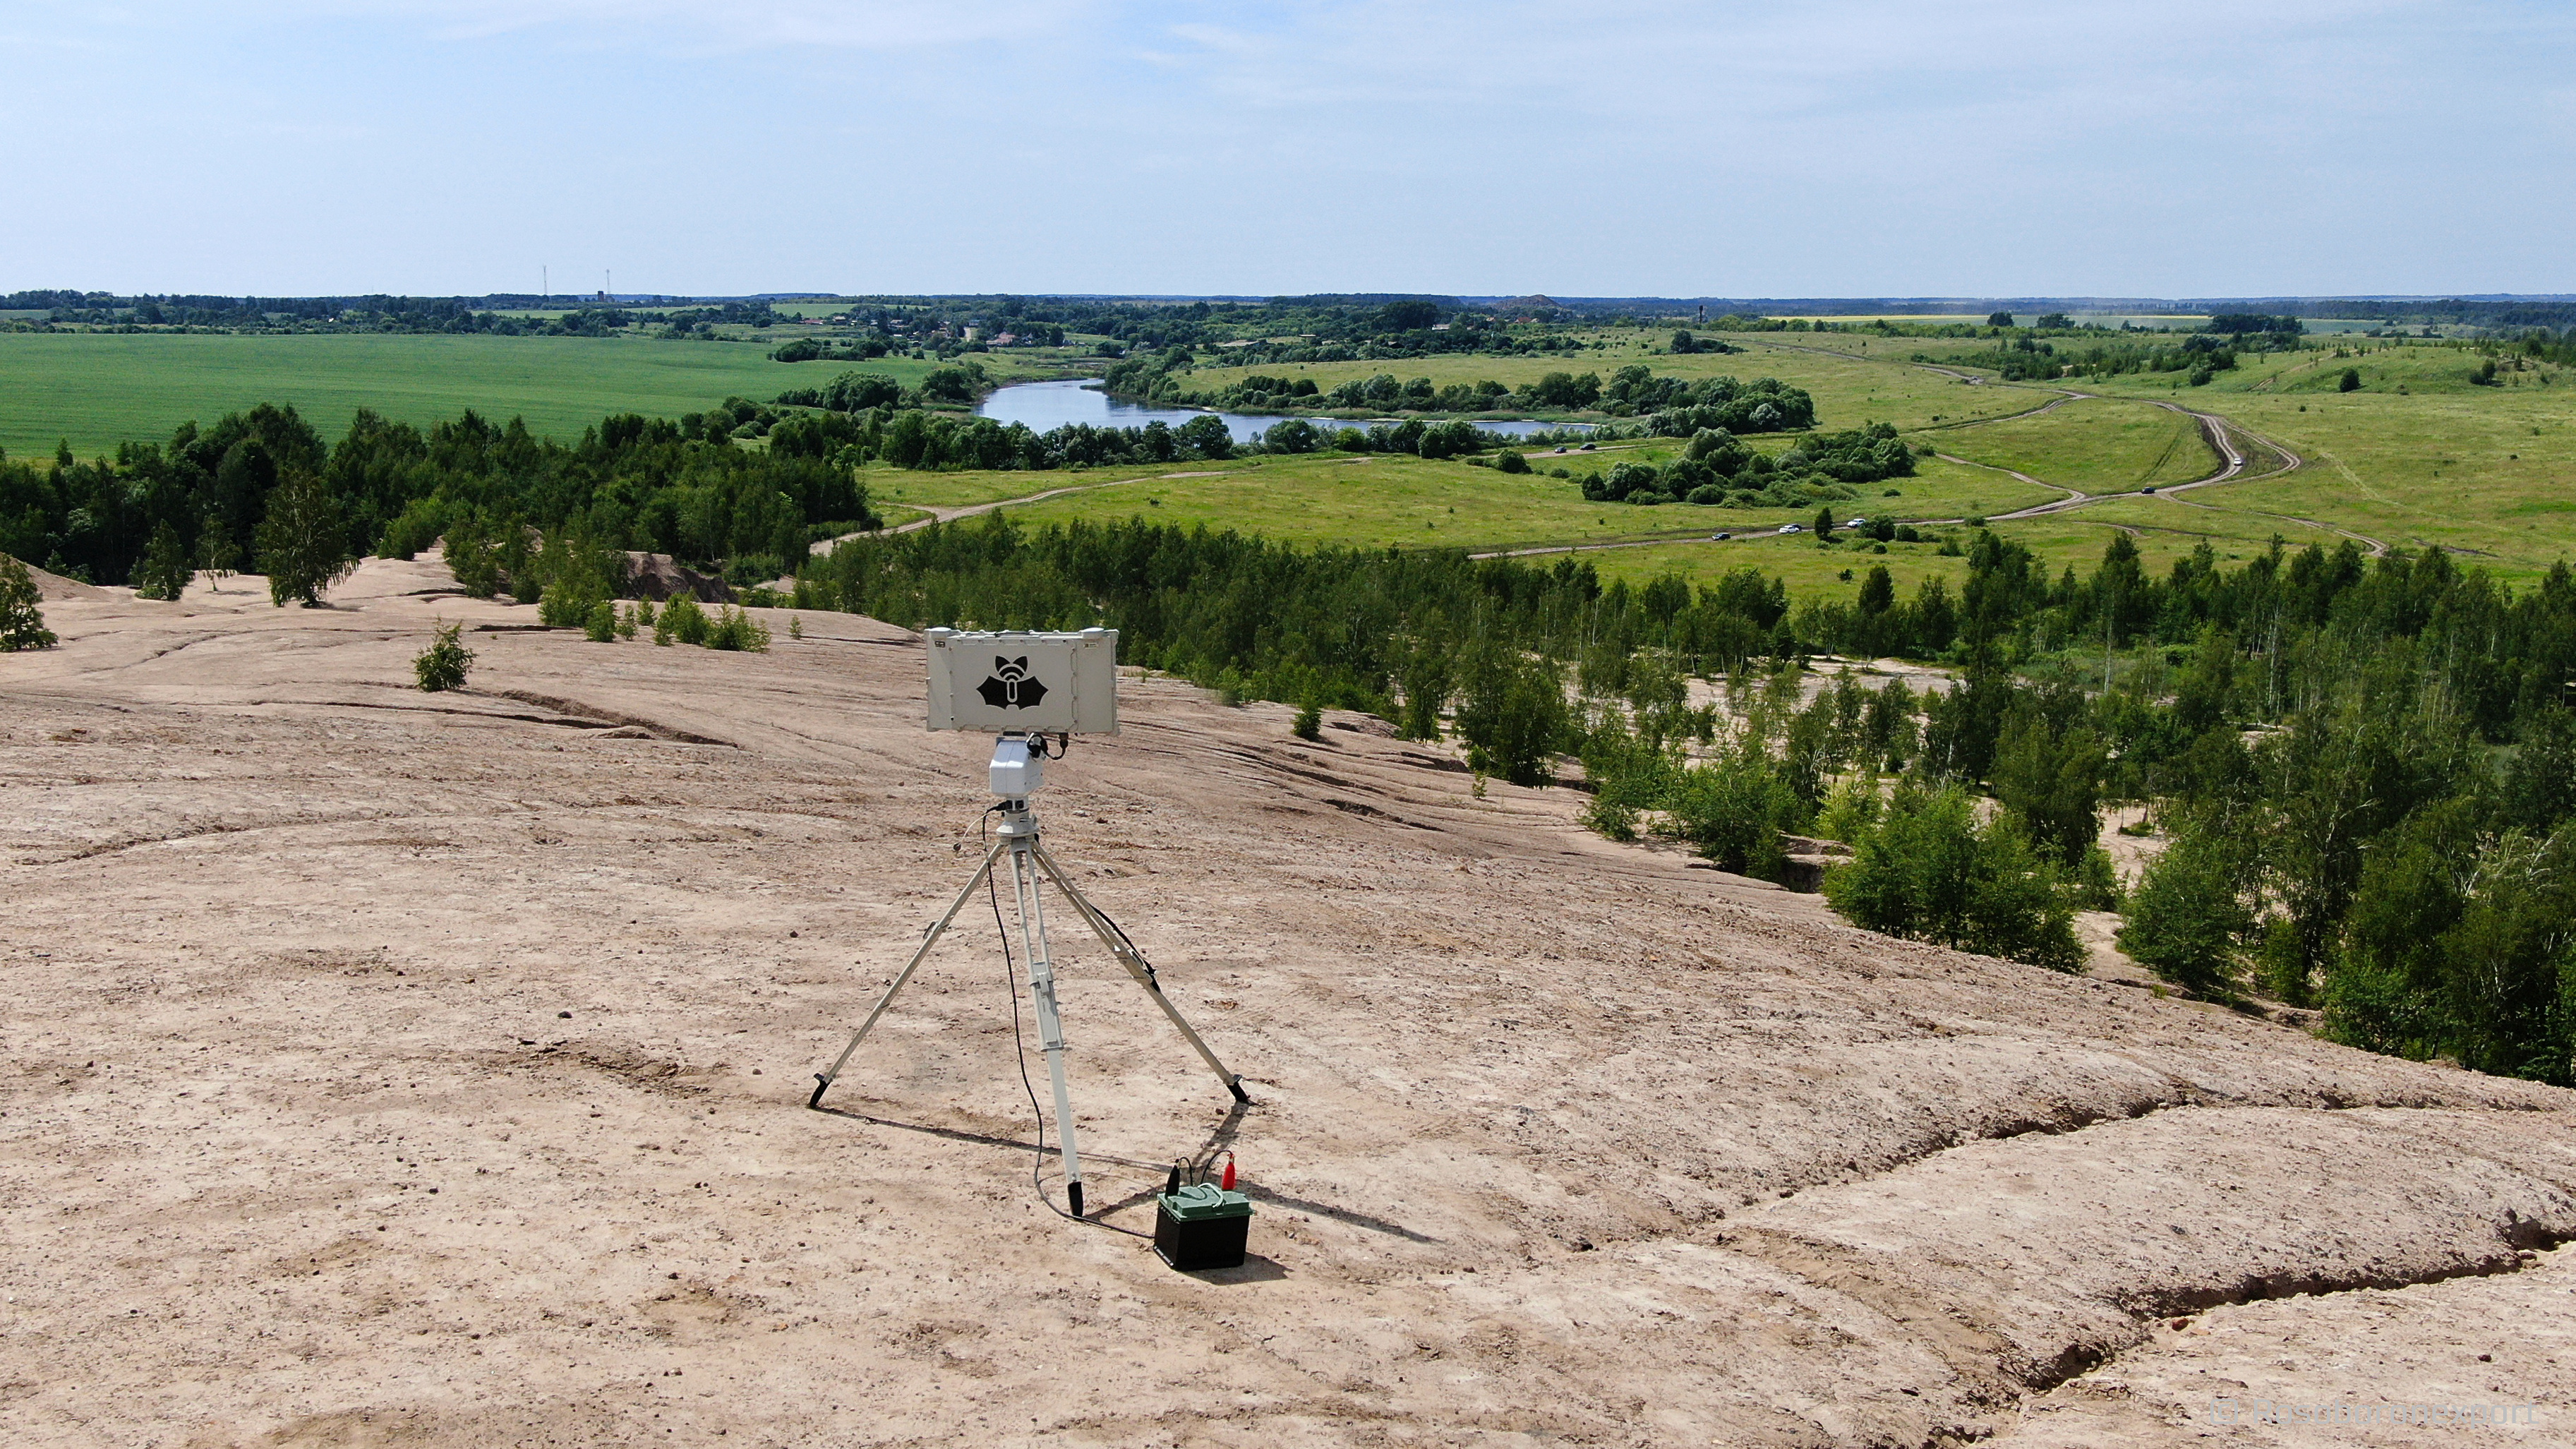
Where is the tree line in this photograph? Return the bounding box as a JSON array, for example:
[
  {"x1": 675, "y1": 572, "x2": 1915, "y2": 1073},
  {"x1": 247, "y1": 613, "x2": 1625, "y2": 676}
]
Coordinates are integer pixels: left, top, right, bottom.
[
  {"x1": 0, "y1": 401, "x2": 878, "y2": 597},
  {"x1": 1579, "y1": 421, "x2": 1917, "y2": 507},
  {"x1": 1949, "y1": 318, "x2": 2306, "y2": 385},
  {"x1": 789, "y1": 511, "x2": 2575, "y2": 1086},
  {"x1": 762, "y1": 399, "x2": 1534, "y2": 472},
  {"x1": 1, "y1": 292, "x2": 762, "y2": 337},
  {"x1": 1112, "y1": 356, "x2": 1817, "y2": 430}
]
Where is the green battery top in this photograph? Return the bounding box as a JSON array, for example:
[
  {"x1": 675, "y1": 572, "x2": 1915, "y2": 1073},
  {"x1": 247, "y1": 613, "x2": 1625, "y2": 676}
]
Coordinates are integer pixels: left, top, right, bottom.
[{"x1": 1158, "y1": 1183, "x2": 1253, "y2": 1221}]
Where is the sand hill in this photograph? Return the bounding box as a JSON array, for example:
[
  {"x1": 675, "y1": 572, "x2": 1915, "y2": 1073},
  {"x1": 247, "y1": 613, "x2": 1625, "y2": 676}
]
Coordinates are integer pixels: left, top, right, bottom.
[{"x1": 2, "y1": 560, "x2": 2569, "y2": 1446}]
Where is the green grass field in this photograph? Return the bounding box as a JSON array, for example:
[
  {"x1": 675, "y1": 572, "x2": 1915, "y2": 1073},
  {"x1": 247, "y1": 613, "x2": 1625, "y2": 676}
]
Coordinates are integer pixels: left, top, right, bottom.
[
  {"x1": 980, "y1": 454, "x2": 1689, "y2": 553},
  {"x1": 865, "y1": 440, "x2": 2061, "y2": 553},
  {"x1": 0, "y1": 333, "x2": 834, "y2": 458},
  {"x1": 1563, "y1": 498, "x2": 2345, "y2": 618},
  {"x1": 1181, "y1": 335, "x2": 2039, "y2": 434},
  {"x1": 2054, "y1": 339, "x2": 2576, "y2": 580},
  {"x1": 8, "y1": 320, "x2": 2572, "y2": 596},
  {"x1": 1927, "y1": 396, "x2": 2217, "y2": 493},
  {"x1": 1565, "y1": 531, "x2": 1971, "y2": 609},
  {"x1": 0, "y1": 332, "x2": 1080, "y2": 459}
]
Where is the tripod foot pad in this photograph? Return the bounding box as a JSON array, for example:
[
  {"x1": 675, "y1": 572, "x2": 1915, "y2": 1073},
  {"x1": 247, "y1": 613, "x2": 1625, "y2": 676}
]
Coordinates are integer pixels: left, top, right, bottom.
[
  {"x1": 807, "y1": 1074, "x2": 832, "y2": 1110},
  {"x1": 1228, "y1": 1081, "x2": 1252, "y2": 1105},
  {"x1": 1068, "y1": 1182, "x2": 1085, "y2": 1218}
]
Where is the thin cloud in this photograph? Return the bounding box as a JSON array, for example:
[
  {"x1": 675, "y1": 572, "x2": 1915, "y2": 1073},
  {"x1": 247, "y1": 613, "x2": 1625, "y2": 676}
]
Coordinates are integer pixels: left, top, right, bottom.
[{"x1": 296, "y1": 0, "x2": 1088, "y2": 49}]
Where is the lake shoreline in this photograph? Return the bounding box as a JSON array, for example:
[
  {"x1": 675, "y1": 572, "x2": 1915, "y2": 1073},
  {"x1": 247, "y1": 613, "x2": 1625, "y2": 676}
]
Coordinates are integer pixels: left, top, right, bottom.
[{"x1": 987, "y1": 378, "x2": 1593, "y2": 441}]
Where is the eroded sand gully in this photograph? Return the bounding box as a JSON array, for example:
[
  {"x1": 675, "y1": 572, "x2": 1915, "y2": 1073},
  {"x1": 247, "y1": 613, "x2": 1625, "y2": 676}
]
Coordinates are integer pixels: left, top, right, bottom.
[{"x1": 4, "y1": 560, "x2": 2570, "y2": 1447}]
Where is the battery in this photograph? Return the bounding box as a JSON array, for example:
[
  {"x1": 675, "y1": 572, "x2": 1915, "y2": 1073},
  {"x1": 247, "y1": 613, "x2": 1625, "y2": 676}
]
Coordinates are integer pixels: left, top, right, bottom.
[{"x1": 1153, "y1": 1182, "x2": 1252, "y2": 1270}]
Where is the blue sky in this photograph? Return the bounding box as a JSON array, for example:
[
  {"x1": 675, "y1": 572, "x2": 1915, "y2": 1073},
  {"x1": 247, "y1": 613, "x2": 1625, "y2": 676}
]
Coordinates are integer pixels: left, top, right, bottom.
[{"x1": 8, "y1": 1, "x2": 2571, "y2": 298}]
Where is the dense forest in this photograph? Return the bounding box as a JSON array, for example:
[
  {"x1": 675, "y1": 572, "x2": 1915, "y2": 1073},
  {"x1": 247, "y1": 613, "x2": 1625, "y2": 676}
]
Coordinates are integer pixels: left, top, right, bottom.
[
  {"x1": 788, "y1": 513, "x2": 2576, "y2": 1086},
  {"x1": 1946, "y1": 315, "x2": 2305, "y2": 385},
  {"x1": 0, "y1": 390, "x2": 1533, "y2": 589},
  {"x1": 1107, "y1": 354, "x2": 1819, "y2": 427},
  {"x1": 1579, "y1": 421, "x2": 1916, "y2": 507},
  {"x1": 1, "y1": 289, "x2": 1594, "y2": 359},
  {"x1": 0, "y1": 404, "x2": 876, "y2": 593},
  {"x1": 0, "y1": 291, "x2": 777, "y2": 337},
  {"x1": 22, "y1": 287, "x2": 2576, "y2": 359}
]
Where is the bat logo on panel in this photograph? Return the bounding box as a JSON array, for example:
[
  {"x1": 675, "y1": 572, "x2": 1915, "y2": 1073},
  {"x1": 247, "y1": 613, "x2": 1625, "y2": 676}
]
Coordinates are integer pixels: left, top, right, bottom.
[{"x1": 976, "y1": 656, "x2": 1049, "y2": 710}]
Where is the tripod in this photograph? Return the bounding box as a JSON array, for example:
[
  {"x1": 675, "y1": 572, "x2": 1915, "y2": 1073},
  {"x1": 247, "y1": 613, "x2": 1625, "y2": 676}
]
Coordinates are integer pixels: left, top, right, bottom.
[{"x1": 808, "y1": 754, "x2": 1250, "y2": 1219}]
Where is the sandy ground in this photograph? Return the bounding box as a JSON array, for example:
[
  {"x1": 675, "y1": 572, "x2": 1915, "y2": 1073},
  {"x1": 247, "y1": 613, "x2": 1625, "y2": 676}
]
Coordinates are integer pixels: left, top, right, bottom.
[{"x1": 3, "y1": 560, "x2": 2571, "y2": 1448}]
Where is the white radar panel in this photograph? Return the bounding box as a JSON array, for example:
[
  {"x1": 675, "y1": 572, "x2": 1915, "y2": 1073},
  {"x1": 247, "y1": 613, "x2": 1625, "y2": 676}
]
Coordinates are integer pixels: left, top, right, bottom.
[{"x1": 925, "y1": 627, "x2": 1119, "y2": 735}]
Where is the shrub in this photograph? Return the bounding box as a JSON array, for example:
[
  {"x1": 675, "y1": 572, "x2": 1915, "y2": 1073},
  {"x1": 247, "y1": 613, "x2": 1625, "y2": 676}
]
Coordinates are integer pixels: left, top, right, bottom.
[
  {"x1": 1495, "y1": 450, "x2": 1531, "y2": 474},
  {"x1": 1824, "y1": 781, "x2": 2084, "y2": 971},
  {"x1": 2071, "y1": 843, "x2": 2124, "y2": 910},
  {"x1": 538, "y1": 582, "x2": 593, "y2": 628},
  {"x1": 1990, "y1": 708, "x2": 2106, "y2": 867},
  {"x1": 663, "y1": 594, "x2": 711, "y2": 646},
  {"x1": 1397, "y1": 650, "x2": 1448, "y2": 742},
  {"x1": 255, "y1": 471, "x2": 359, "y2": 607},
  {"x1": 1292, "y1": 702, "x2": 1323, "y2": 740},
  {"x1": 414, "y1": 619, "x2": 474, "y2": 691},
  {"x1": 704, "y1": 606, "x2": 771, "y2": 651},
  {"x1": 1663, "y1": 740, "x2": 1801, "y2": 879},
  {"x1": 584, "y1": 599, "x2": 618, "y2": 642},
  {"x1": 442, "y1": 524, "x2": 502, "y2": 598},
  {"x1": 1814, "y1": 775, "x2": 1883, "y2": 846},
  {"x1": 1603, "y1": 461, "x2": 1658, "y2": 499},
  {"x1": 1454, "y1": 649, "x2": 1571, "y2": 786},
  {"x1": 375, "y1": 495, "x2": 447, "y2": 560},
  {"x1": 2117, "y1": 826, "x2": 2251, "y2": 997},
  {"x1": 0, "y1": 553, "x2": 59, "y2": 651},
  {"x1": 2339, "y1": 367, "x2": 2361, "y2": 392},
  {"x1": 133, "y1": 522, "x2": 194, "y2": 601}
]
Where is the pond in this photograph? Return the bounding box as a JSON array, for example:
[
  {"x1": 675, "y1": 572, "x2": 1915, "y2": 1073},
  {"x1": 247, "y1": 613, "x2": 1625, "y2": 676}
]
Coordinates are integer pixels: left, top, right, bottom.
[{"x1": 975, "y1": 378, "x2": 1588, "y2": 443}]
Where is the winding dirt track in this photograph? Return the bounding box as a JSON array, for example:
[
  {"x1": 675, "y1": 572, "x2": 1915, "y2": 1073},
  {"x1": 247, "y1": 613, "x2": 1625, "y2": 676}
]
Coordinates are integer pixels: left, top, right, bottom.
[
  {"x1": 2, "y1": 563, "x2": 2568, "y2": 1446},
  {"x1": 1474, "y1": 343, "x2": 2364, "y2": 566},
  {"x1": 1741, "y1": 338, "x2": 2389, "y2": 554},
  {"x1": 806, "y1": 471, "x2": 1227, "y2": 555}
]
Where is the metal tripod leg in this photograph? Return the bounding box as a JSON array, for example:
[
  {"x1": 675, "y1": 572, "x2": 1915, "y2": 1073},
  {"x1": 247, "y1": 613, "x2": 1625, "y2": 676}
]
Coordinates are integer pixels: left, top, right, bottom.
[
  {"x1": 1030, "y1": 844, "x2": 1253, "y2": 1105},
  {"x1": 809, "y1": 838, "x2": 1007, "y2": 1109},
  {"x1": 1006, "y1": 839, "x2": 1086, "y2": 1217}
]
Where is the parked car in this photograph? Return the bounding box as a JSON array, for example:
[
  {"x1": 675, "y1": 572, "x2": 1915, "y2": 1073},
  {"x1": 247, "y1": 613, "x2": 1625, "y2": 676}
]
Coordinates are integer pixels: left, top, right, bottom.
[
  {"x1": 1846, "y1": 517, "x2": 1869, "y2": 530},
  {"x1": 2141, "y1": 486, "x2": 2157, "y2": 494},
  {"x1": 1578, "y1": 442, "x2": 1596, "y2": 451},
  {"x1": 1777, "y1": 523, "x2": 1802, "y2": 535},
  {"x1": 1711, "y1": 531, "x2": 1731, "y2": 541}
]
